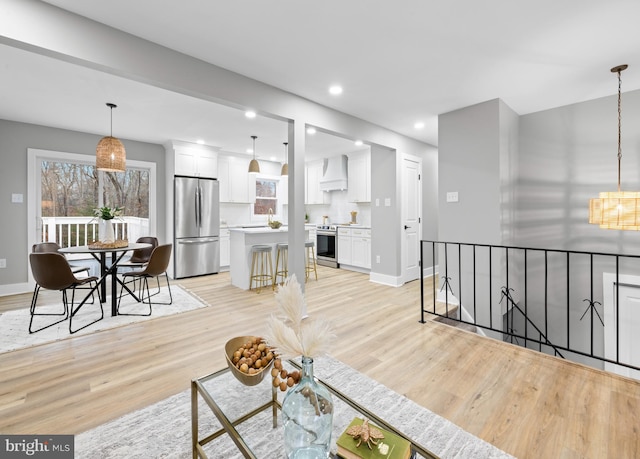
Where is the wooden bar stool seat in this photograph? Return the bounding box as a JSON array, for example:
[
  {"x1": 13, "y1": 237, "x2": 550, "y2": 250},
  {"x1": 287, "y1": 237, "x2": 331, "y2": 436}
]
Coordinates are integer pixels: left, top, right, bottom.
[{"x1": 249, "y1": 245, "x2": 274, "y2": 292}]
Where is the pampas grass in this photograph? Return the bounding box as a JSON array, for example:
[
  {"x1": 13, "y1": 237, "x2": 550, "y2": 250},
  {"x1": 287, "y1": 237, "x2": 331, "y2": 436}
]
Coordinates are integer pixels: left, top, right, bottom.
[{"x1": 265, "y1": 275, "x2": 335, "y2": 359}]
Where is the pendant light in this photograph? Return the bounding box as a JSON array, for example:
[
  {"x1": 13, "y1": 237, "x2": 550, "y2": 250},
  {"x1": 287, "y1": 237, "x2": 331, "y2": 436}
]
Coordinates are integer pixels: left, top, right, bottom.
[
  {"x1": 281, "y1": 142, "x2": 289, "y2": 176},
  {"x1": 248, "y1": 135, "x2": 260, "y2": 174},
  {"x1": 96, "y1": 103, "x2": 126, "y2": 172},
  {"x1": 589, "y1": 64, "x2": 640, "y2": 230}
]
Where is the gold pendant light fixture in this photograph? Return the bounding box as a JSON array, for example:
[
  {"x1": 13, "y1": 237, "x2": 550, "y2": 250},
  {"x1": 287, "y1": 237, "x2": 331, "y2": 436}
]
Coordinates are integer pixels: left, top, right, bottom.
[
  {"x1": 96, "y1": 103, "x2": 126, "y2": 172},
  {"x1": 248, "y1": 135, "x2": 260, "y2": 174},
  {"x1": 281, "y1": 142, "x2": 289, "y2": 176},
  {"x1": 589, "y1": 64, "x2": 640, "y2": 230}
]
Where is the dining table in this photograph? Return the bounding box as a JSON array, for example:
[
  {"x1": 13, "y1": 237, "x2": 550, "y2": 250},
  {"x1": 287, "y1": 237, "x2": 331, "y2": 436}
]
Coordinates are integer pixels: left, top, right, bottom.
[{"x1": 59, "y1": 242, "x2": 152, "y2": 317}]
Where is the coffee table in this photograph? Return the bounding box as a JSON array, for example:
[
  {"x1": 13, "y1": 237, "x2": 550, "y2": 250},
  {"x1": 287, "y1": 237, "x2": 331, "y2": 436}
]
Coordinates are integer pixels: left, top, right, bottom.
[{"x1": 191, "y1": 359, "x2": 439, "y2": 459}]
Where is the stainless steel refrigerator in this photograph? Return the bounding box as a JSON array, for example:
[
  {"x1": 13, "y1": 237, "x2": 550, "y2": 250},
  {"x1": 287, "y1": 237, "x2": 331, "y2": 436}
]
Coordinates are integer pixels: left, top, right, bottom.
[{"x1": 174, "y1": 176, "x2": 220, "y2": 278}]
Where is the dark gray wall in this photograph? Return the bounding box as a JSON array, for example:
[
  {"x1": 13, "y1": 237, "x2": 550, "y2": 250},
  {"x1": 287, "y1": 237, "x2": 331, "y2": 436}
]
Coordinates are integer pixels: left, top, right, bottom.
[{"x1": 0, "y1": 119, "x2": 166, "y2": 290}]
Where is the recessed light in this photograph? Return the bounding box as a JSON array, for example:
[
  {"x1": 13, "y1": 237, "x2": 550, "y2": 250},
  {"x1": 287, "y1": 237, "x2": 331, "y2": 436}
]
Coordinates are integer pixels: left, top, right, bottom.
[
  {"x1": 269, "y1": 156, "x2": 277, "y2": 161},
  {"x1": 354, "y1": 140, "x2": 363, "y2": 146},
  {"x1": 246, "y1": 148, "x2": 254, "y2": 154},
  {"x1": 245, "y1": 110, "x2": 256, "y2": 119},
  {"x1": 307, "y1": 127, "x2": 316, "y2": 134},
  {"x1": 196, "y1": 139, "x2": 205, "y2": 145},
  {"x1": 414, "y1": 121, "x2": 425, "y2": 129},
  {"x1": 329, "y1": 85, "x2": 343, "y2": 95}
]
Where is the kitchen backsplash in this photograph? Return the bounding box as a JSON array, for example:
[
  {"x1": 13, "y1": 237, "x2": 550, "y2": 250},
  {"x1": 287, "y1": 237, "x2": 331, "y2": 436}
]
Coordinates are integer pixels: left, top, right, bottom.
[
  {"x1": 304, "y1": 189, "x2": 371, "y2": 226},
  {"x1": 220, "y1": 189, "x2": 371, "y2": 227}
]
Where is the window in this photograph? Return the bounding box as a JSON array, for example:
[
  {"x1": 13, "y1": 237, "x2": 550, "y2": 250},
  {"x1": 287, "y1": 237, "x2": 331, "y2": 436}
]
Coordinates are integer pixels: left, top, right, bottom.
[
  {"x1": 28, "y1": 149, "x2": 155, "y2": 250},
  {"x1": 254, "y1": 178, "x2": 278, "y2": 215}
]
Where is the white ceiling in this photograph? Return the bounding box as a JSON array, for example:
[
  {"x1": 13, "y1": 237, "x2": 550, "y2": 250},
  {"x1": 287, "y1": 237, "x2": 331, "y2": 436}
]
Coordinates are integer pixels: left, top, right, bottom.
[{"x1": 3, "y1": 1, "x2": 640, "y2": 158}]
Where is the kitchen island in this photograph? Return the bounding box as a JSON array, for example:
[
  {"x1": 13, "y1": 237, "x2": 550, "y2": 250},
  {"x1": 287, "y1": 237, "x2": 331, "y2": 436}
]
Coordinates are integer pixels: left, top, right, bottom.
[{"x1": 229, "y1": 226, "x2": 310, "y2": 290}]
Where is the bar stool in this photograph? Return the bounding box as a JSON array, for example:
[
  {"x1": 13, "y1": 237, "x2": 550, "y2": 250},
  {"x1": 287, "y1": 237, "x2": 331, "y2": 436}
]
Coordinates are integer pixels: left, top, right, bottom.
[
  {"x1": 249, "y1": 245, "x2": 274, "y2": 292},
  {"x1": 274, "y1": 243, "x2": 289, "y2": 286},
  {"x1": 305, "y1": 240, "x2": 318, "y2": 281}
]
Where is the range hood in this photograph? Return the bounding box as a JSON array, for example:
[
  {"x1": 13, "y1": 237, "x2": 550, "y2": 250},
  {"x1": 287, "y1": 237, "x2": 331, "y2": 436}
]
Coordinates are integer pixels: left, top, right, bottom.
[{"x1": 319, "y1": 155, "x2": 348, "y2": 191}]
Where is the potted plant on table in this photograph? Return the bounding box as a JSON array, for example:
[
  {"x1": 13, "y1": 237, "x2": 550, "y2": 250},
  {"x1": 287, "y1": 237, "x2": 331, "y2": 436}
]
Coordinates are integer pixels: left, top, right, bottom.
[{"x1": 93, "y1": 206, "x2": 123, "y2": 243}]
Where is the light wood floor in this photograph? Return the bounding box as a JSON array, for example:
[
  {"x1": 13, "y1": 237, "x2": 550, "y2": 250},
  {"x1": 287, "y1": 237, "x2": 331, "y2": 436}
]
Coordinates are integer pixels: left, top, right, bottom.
[{"x1": 1, "y1": 267, "x2": 638, "y2": 458}]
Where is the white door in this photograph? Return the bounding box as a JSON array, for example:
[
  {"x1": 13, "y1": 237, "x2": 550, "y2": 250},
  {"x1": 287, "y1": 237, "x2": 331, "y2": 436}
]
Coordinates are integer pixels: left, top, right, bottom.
[
  {"x1": 400, "y1": 153, "x2": 422, "y2": 284},
  {"x1": 603, "y1": 273, "x2": 640, "y2": 380}
]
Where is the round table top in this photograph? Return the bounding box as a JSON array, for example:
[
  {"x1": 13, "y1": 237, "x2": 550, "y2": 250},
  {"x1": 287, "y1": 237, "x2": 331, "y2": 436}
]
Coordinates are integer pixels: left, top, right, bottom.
[{"x1": 58, "y1": 242, "x2": 152, "y2": 254}]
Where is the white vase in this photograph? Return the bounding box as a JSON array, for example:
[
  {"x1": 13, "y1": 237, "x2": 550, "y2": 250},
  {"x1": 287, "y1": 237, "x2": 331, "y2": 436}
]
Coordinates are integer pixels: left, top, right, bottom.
[{"x1": 101, "y1": 219, "x2": 115, "y2": 243}]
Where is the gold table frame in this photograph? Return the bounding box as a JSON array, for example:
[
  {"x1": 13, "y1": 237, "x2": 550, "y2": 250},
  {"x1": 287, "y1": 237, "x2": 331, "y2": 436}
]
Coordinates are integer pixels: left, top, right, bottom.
[{"x1": 191, "y1": 360, "x2": 439, "y2": 459}]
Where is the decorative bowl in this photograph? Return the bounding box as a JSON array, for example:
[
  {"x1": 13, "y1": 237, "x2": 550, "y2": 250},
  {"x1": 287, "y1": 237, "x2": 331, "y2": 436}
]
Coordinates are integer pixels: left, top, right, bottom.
[
  {"x1": 225, "y1": 336, "x2": 275, "y2": 386},
  {"x1": 268, "y1": 220, "x2": 282, "y2": 229}
]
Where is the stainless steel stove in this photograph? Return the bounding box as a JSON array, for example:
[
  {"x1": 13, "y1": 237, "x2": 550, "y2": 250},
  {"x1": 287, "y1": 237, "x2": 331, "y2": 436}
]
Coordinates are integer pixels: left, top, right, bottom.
[{"x1": 315, "y1": 225, "x2": 338, "y2": 268}]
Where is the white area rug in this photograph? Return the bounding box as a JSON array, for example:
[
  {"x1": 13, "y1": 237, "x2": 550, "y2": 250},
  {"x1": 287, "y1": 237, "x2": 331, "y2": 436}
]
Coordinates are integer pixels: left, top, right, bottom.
[
  {"x1": 75, "y1": 356, "x2": 514, "y2": 459},
  {"x1": 0, "y1": 285, "x2": 208, "y2": 354}
]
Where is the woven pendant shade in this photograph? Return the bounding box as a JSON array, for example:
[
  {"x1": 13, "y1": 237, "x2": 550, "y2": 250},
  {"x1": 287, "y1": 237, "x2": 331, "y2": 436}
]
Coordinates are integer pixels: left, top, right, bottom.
[
  {"x1": 588, "y1": 65, "x2": 640, "y2": 230},
  {"x1": 96, "y1": 136, "x2": 126, "y2": 172},
  {"x1": 96, "y1": 103, "x2": 126, "y2": 172},
  {"x1": 589, "y1": 192, "x2": 640, "y2": 230}
]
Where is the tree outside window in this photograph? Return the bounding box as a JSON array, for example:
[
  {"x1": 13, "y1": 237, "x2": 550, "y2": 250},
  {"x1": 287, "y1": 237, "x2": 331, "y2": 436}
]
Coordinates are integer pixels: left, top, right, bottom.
[{"x1": 254, "y1": 178, "x2": 278, "y2": 215}]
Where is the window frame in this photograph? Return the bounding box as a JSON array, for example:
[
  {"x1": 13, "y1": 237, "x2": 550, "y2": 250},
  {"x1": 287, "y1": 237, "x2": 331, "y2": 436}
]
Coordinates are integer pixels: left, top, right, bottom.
[
  {"x1": 251, "y1": 173, "x2": 283, "y2": 223},
  {"x1": 27, "y1": 148, "x2": 157, "y2": 283}
]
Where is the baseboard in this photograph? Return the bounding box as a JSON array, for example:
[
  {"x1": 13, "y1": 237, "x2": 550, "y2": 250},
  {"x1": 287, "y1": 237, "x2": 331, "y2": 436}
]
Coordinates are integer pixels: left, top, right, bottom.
[
  {"x1": 422, "y1": 264, "x2": 438, "y2": 279},
  {"x1": 0, "y1": 282, "x2": 31, "y2": 297},
  {"x1": 369, "y1": 271, "x2": 403, "y2": 287}
]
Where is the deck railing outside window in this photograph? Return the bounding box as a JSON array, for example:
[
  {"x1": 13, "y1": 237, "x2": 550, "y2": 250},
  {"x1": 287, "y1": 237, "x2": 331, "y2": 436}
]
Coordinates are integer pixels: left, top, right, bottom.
[{"x1": 40, "y1": 216, "x2": 149, "y2": 251}]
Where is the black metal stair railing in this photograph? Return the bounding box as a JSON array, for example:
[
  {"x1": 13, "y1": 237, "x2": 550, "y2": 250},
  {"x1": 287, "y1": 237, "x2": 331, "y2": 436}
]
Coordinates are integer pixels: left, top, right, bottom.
[{"x1": 419, "y1": 240, "x2": 640, "y2": 373}]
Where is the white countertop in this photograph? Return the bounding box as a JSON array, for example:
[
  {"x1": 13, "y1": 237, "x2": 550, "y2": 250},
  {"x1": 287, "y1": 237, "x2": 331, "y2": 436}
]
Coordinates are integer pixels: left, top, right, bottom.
[
  {"x1": 335, "y1": 224, "x2": 371, "y2": 229},
  {"x1": 229, "y1": 226, "x2": 290, "y2": 234}
]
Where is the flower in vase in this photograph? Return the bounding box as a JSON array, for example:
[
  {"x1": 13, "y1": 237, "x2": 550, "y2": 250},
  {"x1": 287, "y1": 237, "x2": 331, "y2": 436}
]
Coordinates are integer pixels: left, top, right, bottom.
[
  {"x1": 93, "y1": 206, "x2": 123, "y2": 220},
  {"x1": 265, "y1": 274, "x2": 334, "y2": 359}
]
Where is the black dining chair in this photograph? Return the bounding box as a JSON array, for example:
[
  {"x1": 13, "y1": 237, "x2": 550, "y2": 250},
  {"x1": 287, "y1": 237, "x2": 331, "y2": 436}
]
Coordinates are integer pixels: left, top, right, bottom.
[
  {"x1": 117, "y1": 243, "x2": 173, "y2": 316},
  {"x1": 29, "y1": 252, "x2": 101, "y2": 334}
]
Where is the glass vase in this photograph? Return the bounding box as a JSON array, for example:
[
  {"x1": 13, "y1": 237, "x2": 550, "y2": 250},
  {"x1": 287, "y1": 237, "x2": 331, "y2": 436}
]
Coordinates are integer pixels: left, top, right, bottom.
[
  {"x1": 101, "y1": 219, "x2": 115, "y2": 243},
  {"x1": 282, "y1": 356, "x2": 333, "y2": 458}
]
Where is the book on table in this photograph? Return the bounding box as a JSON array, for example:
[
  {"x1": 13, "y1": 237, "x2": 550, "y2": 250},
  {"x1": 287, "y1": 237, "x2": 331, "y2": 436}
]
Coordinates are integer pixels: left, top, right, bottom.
[{"x1": 336, "y1": 417, "x2": 412, "y2": 459}]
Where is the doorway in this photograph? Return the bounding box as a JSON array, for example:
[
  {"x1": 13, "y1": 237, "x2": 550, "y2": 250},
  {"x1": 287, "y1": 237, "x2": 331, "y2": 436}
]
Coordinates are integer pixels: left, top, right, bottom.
[
  {"x1": 400, "y1": 153, "x2": 422, "y2": 284},
  {"x1": 603, "y1": 273, "x2": 640, "y2": 380}
]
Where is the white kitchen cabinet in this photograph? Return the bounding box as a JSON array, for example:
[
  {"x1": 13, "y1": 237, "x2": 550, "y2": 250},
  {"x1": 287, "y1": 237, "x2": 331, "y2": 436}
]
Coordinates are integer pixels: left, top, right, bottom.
[
  {"x1": 306, "y1": 160, "x2": 331, "y2": 205},
  {"x1": 170, "y1": 141, "x2": 219, "y2": 178},
  {"x1": 350, "y1": 228, "x2": 371, "y2": 269},
  {"x1": 220, "y1": 228, "x2": 230, "y2": 270},
  {"x1": 347, "y1": 151, "x2": 371, "y2": 203},
  {"x1": 218, "y1": 155, "x2": 256, "y2": 203},
  {"x1": 338, "y1": 226, "x2": 371, "y2": 270},
  {"x1": 337, "y1": 227, "x2": 352, "y2": 265}
]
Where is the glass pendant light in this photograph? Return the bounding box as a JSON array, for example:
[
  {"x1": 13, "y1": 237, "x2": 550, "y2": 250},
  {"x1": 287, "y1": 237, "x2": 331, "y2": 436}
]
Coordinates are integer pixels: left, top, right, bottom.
[
  {"x1": 96, "y1": 103, "x2": 126, "y2": 172},
  {"x1": 248, "y1": 135, "x2": 260, "y2": 174},
  {"x1": 281, "y1": 142, "x2": 289, "y2": 176}
]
